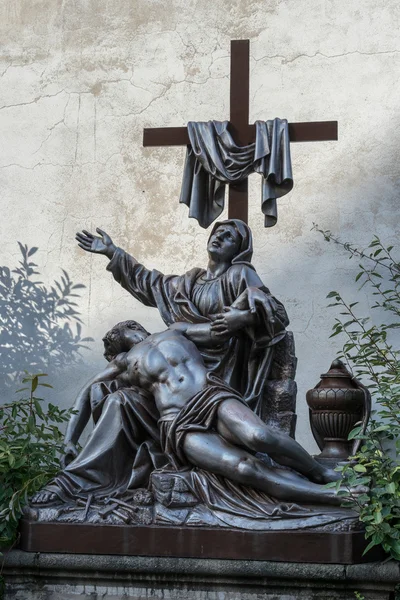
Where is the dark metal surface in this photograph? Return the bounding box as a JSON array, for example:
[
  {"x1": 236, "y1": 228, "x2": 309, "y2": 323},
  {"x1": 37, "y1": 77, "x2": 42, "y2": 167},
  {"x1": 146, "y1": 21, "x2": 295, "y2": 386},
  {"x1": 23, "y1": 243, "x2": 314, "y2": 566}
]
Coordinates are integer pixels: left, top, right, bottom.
[
  {"x1": 28, "y1": 223, "x2": 362, "y2": 533},
  {"x1": 142, "y1": 121, "x2": 338, "y2": 147},
  {"x1": 32, "y1": 319, "x2": 349, "y2": 510},
  {"x1": 228, "y1": 180, "x2": 248, "y2": 222},
  {"x1": 229, "y1": 39, "x2": 250, "y2": 146},
  {"x1": 142, "y1": 39, "x2": 338, "y2": 225},
  {"x1": 287, "y1": 120, "x2": 338, "y2": 142},
  {"x1": 307, "y1": 360, "x2": 371, "y2": 462},
  {"x1": 74, "y1": 221, "x2": 291, "y2": 427},
  {"x1": 143, "y1": 126, "x2": 190, "y2": 146},
  {"x1": 228, "y1": 40, "x2": 249, "y2": 223},
  {"x1": 20, "y1": 520, "x2": 385, "y2": 564},
  {"x1": 179, "y1": 120, "x2": 292, "y2": 227}
]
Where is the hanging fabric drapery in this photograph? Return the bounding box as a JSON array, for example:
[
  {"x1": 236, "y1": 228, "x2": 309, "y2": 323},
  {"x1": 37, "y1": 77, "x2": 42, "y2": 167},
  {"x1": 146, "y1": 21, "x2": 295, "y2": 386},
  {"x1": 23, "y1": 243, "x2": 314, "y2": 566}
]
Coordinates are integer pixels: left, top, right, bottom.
[{"x1": 179, "y1": 119, "x2": 293, "y2": 229}]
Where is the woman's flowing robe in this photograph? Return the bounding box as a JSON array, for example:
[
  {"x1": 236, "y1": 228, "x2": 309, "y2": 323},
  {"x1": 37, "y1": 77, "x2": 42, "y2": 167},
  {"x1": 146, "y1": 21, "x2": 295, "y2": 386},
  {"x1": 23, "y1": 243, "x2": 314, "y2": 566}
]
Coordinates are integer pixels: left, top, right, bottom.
[{"x1": 52, "y1": 381, "x2": 166, "y2": 500}]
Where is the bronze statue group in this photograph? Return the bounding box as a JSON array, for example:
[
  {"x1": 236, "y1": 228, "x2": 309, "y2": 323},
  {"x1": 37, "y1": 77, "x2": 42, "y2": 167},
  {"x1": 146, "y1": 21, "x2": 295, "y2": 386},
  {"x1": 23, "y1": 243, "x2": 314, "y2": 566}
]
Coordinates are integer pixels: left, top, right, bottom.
[{"x1": 32, "y1": 220, "x2": 364, "y2": 529}]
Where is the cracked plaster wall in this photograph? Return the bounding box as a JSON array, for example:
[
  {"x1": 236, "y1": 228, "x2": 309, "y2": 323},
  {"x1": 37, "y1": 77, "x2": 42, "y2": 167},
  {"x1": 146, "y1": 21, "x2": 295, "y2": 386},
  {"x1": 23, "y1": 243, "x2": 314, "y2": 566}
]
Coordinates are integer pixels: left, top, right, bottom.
[{"x1": 1, "y1": 0, "x2": 399, "y2": 452}]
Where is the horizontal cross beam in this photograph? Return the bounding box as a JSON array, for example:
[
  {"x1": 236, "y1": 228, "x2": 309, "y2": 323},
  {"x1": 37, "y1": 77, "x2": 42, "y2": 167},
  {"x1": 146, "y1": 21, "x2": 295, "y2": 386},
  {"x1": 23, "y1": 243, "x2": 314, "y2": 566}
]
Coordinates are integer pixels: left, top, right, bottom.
[{"x1": 143, "y1": 121, "x2": 338, "y2": 147}]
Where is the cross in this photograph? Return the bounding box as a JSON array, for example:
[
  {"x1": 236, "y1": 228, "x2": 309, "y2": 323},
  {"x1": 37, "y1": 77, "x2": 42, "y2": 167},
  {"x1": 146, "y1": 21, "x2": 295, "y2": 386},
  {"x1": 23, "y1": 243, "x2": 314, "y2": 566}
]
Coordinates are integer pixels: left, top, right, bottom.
[{"x1": 143, "y1": 40, "x2": 338, "y2": 224}]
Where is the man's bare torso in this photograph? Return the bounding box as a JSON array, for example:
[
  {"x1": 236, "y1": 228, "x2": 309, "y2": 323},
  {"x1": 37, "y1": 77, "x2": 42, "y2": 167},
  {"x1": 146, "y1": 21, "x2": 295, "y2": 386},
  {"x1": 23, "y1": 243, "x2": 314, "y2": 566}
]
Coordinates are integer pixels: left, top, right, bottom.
[{"x1": 118, "y1": 330, "x2": 207, "y2": 419}]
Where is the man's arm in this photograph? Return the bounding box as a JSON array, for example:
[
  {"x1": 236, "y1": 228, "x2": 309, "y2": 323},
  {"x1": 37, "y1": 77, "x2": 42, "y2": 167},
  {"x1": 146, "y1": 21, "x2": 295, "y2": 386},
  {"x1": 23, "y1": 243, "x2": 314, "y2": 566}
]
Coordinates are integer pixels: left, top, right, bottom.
[{"x1": 63, "y1": 358, "x2": 126, "y2": 450}]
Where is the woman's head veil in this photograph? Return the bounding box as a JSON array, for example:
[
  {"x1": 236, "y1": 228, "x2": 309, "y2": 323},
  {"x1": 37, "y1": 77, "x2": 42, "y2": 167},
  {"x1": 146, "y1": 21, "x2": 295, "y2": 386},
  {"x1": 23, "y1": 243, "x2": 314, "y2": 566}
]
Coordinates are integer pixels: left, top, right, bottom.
[{"x1": 208, "y1": 219, "x2": 253, "y2": 266}]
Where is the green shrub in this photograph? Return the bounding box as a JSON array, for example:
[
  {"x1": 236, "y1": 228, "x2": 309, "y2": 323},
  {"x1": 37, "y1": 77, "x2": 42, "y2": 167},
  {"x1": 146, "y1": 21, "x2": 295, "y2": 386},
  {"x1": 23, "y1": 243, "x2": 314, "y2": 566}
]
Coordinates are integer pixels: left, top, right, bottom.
[
  {"x1": 315, "y1": 226, "x2": 400, "y2": 560},
  {"x1": 0, "y1": 373, "x2": 71, "y2": 549}
]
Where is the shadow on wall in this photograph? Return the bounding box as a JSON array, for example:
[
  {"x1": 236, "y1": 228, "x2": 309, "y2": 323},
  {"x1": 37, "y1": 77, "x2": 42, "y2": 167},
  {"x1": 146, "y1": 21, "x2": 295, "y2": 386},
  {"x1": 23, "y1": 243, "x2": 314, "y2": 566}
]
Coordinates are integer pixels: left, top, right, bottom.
[{"x1": 0, "y1": 243, "x2": 93, "y2": 396}]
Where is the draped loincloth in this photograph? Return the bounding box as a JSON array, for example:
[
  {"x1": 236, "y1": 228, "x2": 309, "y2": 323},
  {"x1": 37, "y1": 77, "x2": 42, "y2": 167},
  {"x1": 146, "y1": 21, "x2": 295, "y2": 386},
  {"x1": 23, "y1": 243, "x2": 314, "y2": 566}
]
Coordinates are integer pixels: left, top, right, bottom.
[{"x1": 158, "y1": 373, "x2": 246, "y2": 470}]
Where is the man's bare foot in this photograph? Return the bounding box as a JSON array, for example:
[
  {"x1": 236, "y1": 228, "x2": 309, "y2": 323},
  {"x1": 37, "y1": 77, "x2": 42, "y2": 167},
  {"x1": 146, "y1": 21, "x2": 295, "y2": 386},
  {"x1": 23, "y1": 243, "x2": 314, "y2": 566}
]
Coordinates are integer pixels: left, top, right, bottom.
[
  {"x1": 321, "y1": 467, "x2": 342, "y2": 484},
  {"x1": 306, "y1": 465, "x2": 342, "y2": 484},
  {"x1": 328, "y1": 484, "x2": 369, "y2": 506}
]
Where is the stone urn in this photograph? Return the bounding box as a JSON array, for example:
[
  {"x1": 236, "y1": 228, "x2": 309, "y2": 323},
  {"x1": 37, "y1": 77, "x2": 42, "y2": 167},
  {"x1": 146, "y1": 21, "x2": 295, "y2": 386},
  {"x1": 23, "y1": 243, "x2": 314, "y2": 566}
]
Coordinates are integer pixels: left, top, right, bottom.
[{"x1": 306, "y1": 359, "x2": 371, "y2": 463}]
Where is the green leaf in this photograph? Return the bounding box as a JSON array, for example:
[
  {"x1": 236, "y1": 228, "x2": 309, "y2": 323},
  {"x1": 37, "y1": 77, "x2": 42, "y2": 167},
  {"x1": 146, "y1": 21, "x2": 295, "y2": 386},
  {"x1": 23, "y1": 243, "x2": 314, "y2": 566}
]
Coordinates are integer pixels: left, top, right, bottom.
[
  {"x1": 33, "y1": 399, "x2": 44, "y2": 419},
  {"x1": 373, "y1": 511, "x2": 383, "y2": 524},
  {"x1": 348, "y1": 425, "x2": 363, "y2": 440},
  {"x1": 324, "y1": 481, "x2": 339, "y2": 489},
  {"x1": 373, "y1": 425, "x2": 390, "y2": 432},
  {"x1": 355, "y1": 477, "x2": 371, "y2": 486},
  {"x1": 330, "y1": 330, "x2": 343, "y2": 338},
  {"x1": 353, "y1": 464, "x2": 367, "y2": 473},
  {"x1": 385, "y1": 482, "x2": 396, "y2": 495},
  {"x1": 362, "y1": 538, "x2": 378, "y2": 555}
]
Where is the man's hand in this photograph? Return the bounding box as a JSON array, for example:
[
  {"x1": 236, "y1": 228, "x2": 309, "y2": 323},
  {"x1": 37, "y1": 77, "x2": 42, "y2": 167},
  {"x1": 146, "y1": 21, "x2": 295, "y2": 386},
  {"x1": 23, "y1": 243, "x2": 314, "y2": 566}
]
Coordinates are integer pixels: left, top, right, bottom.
[
  {"x1": 61, "y1": 441, "x2": 79, "y2": 468},
  {"x1": 210, "y1": 306, "x2": 253, "y2": 337},
  {"x1": 76, "y1": 228, "x2": 116, "y2": 259}
]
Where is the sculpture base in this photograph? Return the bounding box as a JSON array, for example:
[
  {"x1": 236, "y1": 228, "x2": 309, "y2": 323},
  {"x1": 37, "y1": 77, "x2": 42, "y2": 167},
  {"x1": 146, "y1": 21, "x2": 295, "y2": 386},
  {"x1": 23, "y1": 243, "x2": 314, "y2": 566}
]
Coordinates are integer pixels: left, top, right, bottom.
[
  {"x1": 4, "y1": 550, "x2": 399, "y2": 600},
  {"x1": 20, "y1": 519, "x2": 385, "y2": 564}
]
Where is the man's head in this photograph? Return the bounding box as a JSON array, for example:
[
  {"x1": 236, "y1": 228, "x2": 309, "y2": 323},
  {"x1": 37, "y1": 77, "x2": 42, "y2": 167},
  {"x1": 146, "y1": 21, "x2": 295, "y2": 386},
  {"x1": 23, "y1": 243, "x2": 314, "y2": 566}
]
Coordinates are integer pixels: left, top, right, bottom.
[{"x1": 102, "y1": 320, "x2": 149, "y2": 361}]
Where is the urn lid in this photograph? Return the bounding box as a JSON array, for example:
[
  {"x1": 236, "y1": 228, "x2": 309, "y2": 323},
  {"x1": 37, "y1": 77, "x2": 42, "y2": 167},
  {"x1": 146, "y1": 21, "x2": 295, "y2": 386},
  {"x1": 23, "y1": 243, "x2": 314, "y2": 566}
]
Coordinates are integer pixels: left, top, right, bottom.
[{"x1": 318, "y1": 359, "x2": 357, "y2": 389}]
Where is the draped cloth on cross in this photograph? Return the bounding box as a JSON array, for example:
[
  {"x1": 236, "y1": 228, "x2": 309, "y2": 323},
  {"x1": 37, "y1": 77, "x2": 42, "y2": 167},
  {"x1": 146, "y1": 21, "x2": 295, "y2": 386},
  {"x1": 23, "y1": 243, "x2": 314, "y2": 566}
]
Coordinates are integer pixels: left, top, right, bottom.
[{"x1": 179, "y1": 119, "x2": 293, "y2": 229}]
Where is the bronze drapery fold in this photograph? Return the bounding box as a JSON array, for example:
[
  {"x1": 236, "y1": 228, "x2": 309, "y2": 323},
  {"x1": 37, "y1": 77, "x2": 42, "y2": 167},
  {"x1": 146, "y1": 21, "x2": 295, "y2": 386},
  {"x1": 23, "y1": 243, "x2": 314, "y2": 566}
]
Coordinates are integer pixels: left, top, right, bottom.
[
  {"x1": 179, "y1": 119, "x2": 293, "y2": 228},
  {"x1": 51, "y1": 382, "x2": 166, "y2": 501}
]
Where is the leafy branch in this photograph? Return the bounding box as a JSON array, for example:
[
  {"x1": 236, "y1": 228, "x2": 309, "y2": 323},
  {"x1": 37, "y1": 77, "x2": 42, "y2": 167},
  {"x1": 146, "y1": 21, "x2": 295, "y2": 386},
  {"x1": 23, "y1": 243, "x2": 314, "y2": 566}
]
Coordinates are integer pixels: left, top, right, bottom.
[
  {"x1": 0, "y1": 373, "x2": 72, "y2": 549},
  {"x1": 315, "y1": 227, "x2": 400, "y2": 560}
]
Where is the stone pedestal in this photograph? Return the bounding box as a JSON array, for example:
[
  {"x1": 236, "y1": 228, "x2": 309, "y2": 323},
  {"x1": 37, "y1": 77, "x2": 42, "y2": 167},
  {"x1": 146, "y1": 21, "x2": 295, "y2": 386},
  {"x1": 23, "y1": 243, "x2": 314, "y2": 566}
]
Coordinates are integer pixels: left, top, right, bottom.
[
  {"x1": 19, "y1": 519, "x2": 385, "y2": 564},
  {"x1": 2, "y1": 550, "x2": 399, "y2": 600}
]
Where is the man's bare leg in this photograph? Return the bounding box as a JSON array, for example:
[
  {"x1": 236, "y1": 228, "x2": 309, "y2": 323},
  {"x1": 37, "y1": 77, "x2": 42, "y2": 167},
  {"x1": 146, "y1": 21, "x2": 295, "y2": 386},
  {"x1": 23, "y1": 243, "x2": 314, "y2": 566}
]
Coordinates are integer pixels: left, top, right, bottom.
[
  {"x1": 182, "y1": 431, "x2": 343, "y2": 505},
  {"x1": 215, "y1": 398, "x2": 339, "y2": 484}
]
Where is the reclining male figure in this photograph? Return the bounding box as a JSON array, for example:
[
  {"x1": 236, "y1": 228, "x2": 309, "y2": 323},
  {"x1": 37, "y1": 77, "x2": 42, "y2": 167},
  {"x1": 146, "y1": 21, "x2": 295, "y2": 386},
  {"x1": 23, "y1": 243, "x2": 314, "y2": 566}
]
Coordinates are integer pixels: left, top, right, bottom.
[
  {"x1": 67, "y1": 318, "x2": 356, "y2": 506},
  {"x1": 34, "y1": 318, "x2": 360, "y2": 507}
]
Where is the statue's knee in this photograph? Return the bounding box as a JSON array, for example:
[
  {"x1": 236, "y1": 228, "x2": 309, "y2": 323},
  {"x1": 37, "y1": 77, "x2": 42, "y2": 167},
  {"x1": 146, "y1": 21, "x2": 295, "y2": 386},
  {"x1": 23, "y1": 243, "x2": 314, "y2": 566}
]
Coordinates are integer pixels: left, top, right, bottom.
[
  {"x1": 236, "y1": 456, "x2": 257, "y2": 483},
  {"x1": 106, "y1": 391, "x2": 124, "y2": 408},
  {"x1": 248, "y1": 426, "x2": 275, "y2": 450}
]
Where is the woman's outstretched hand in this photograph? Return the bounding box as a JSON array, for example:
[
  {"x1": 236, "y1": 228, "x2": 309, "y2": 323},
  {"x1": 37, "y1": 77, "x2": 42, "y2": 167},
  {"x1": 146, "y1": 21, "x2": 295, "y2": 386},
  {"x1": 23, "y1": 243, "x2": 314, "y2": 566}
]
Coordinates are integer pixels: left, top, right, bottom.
[{"x1": 76, "y1": 228, "x2": 116, "y2": 259}]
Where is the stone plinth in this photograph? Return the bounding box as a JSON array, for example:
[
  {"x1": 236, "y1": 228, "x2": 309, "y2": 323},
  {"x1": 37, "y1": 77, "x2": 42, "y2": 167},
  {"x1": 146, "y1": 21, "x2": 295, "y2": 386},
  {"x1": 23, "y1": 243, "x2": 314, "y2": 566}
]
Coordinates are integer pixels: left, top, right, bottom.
[
  {"x1": 2, "y1": 550, "x2": 399, "y2": 600},
  {"x1": 19, "y1": 520, "x2": 384, "y2": 564}
]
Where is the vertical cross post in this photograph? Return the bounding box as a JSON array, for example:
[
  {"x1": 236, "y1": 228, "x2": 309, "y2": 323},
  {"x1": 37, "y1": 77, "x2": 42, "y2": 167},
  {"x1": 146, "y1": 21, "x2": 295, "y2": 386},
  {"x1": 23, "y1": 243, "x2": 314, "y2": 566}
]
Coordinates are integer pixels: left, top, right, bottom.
[{"x1": 228, "y1": 40, "x2": 250, "y2": 222}]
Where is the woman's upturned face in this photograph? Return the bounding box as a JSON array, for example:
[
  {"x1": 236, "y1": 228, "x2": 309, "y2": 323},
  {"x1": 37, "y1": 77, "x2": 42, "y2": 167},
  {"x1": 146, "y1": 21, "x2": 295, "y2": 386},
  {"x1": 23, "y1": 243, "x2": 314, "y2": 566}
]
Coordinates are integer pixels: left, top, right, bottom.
[{"x1": 207, "y1": 224, "x2": 241, "y2": 263}]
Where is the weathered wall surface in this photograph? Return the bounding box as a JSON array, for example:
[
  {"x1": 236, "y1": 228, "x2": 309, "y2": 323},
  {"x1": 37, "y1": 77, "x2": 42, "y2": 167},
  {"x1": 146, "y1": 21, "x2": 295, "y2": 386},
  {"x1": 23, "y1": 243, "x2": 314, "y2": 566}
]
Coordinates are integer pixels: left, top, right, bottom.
[{"x1": 1, "y1": 0, "x2": 399, "y2": 450}]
